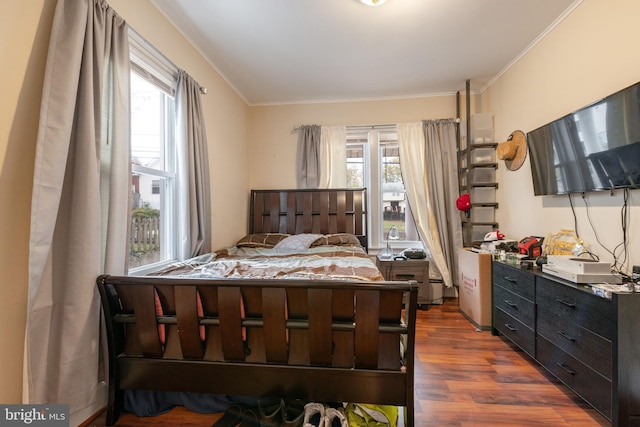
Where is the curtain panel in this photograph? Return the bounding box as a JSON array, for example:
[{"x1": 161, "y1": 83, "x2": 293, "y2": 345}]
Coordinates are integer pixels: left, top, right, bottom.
[
  {"x1": 422, "y1": 119, "x2": 463, "y2": 287},
  {"x1": 26, "y1": 0, "x2": 130, "y2": 424},
  {"x1": 176, "y1": 70, "x2": 212, "y2": 259},
  {"x1": 296, "y1": 125, "x2": 346, "y2": 189},
  {"x1": 296, "y1": 125, "x2": 322, "y2": 189},
  {"x1": 397, "y1": 120, "x2": 462, "y2": 289},
  {"x1": 319, "y1": 126, "x2": 347, "y2": 188}
]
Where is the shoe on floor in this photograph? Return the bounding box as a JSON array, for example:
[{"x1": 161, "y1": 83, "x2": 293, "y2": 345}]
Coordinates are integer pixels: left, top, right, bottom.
[
  {"x1": 258, "y1": 399, "x2": 281, "y2": 427},
  {"x1": 281, "y1": 399, "x2": 306, "y2": 427},
  {"x1": 211, "y1": 404, "x2": 243, "y2": 427},
  {"x1": 323, "y1": 407, "x2": 348, "y2": 427},
  {"x1": 238, "y1": 407, "x2": 260, "y2": 427},
  {"x1": 302, "y1": 402, "x2": 325, "y2": 427}
]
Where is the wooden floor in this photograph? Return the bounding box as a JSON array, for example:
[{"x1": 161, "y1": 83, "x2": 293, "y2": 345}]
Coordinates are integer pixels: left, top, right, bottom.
[{"x1": 86, "y1": 298, "x2": 610, "y2": 427}]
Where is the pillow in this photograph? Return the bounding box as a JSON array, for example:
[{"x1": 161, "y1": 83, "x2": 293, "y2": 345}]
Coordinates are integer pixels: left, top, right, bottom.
[
  {"x1": 311, "y1": 233, "x2": 362, "y2": 248},
  {"x1": 274, "y1": 233, "x2": 324, "y2": 251},
  {"x1": 236, "y1": 233, "x2": 290, "y2": 248}
]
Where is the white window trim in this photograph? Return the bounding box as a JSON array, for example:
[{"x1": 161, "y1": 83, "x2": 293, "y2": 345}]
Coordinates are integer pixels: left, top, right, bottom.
[
  {"x1": 347, "y1": 125, "x2": 422, "y2": 253},
  {"x1": 128, "y1": 29, "x2": 181, "y2": 275}
]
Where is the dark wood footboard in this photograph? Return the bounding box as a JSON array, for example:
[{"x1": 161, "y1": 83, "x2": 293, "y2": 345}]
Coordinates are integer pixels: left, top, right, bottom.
[{"x1": 97, "y1": 275, "x2": 417, "y2": 426}]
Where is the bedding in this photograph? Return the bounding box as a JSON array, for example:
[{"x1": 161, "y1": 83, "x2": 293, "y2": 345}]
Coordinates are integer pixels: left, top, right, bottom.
[{"x1": 152, "y1": 233, "x2": 384, "y2": 282}]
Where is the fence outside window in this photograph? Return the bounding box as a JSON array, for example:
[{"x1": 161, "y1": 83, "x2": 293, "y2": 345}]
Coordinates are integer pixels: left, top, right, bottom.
[{"x1": 129, "y1": 216, "x2": 160, "y2": 267}]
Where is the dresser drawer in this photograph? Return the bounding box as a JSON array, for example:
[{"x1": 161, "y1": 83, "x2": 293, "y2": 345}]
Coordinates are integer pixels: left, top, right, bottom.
[
  {"x1": 494, "y1": 284, "x2": 535, "y2": 327},
  {"x1": 492, "y1": 262, "x2": 535, "y2": 301},
  {"x1": 537, "y1": 306, "x2": 612, "y2": 379},
  {"x1": 388, "y1": 263, "x2": 427, "y2": 283},
  {"x1": 494, "y1": 308, "x2": 535, "y2": 357},
  {"x1": 536, "y1": 276, "x2": 615, "y2": 340},
  {"x1": 537, "y1": 336, "x2": 612, "y2": 421}
]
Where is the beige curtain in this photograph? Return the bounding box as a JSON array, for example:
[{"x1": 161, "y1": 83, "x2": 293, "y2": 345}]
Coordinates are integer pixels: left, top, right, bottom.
[
  {"x1": 397, "y1": 121, "x2": 462, "y2": 288},
  {"x1": 176, "y1": 70, "x2": 212, "y2": 258},
  {"x1": 319, "y1": 126, "x2": 347, "y2": 188},
  {"x1": 296, "y1": 125, "x2": 322, "y2": 188},
  {"x1": 297, "y1": 125, "x2": 346, "y2": 189},
  {"x1": 26, "y1": 0, "x2": 130, "y2": 424}
]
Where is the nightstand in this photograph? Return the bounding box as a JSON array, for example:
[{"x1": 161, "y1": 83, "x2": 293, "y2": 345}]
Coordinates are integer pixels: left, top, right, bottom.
[{"x1": 376, "y1": 255, "x2": 430, "y2": 309}]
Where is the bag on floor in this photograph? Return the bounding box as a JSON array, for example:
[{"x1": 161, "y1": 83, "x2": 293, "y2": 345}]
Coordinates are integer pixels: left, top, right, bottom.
[{"x1": 344, "y1": 403, "x2": 398, "y2": 427}]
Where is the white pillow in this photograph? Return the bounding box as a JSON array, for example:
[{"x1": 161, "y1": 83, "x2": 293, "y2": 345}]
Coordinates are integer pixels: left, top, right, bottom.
[{"x1": 273, "y1": 234, "x2": 324, "y2": 251}]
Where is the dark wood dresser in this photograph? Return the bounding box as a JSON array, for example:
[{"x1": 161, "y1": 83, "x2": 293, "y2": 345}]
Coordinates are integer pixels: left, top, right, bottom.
[{"x1": 492, "y1": 261, "x2": 640, "y2": 426}]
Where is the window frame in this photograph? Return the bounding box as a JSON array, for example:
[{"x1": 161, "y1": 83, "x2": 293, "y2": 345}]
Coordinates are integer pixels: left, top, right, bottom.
[
  {"x1": 128, "y1": 30, "x2": 181, "y2": 275},
  {"x1": 346, "y1": 125, "x2": 422, "y2": 252}
]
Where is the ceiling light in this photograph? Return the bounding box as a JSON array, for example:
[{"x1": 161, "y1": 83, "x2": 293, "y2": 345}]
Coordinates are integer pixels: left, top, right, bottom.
[{"x1": 359, "y1": 0, "x2": 386, "y2": 6}]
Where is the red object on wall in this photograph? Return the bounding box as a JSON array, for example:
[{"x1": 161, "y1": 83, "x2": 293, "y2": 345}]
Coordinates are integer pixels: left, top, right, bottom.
[{"x1": 456, "y1": 193, "x2": 471, "y2": 212}]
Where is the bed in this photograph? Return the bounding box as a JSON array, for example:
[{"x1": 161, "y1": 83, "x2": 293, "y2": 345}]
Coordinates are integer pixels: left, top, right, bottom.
[{"x1": 98, "y1": 188, "x2": 417, "y2": 426}]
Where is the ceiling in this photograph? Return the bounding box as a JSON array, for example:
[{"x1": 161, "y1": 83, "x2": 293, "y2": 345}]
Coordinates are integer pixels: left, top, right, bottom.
[{"x1": 151, "y1": 0, "x2": 578, "y2": 106}]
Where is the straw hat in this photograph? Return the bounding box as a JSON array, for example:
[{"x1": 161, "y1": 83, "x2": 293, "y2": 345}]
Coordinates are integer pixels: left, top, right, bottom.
[{"x1": 496, "y1": 130, "x2": 527, "y2": 171}]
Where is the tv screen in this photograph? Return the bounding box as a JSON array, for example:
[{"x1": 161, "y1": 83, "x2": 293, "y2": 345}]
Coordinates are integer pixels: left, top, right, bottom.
[{"x1": 527, "y1": 82, "x2": 640, "y2": 196}]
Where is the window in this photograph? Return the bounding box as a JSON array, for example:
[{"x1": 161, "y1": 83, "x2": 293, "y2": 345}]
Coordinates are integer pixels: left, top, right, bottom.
[
  {"x1": 129, "y1": 32, "x2": 179, "y2": 273},
  {"x1": 346, "y1": 125, "x2": 420, "y2": 251}
]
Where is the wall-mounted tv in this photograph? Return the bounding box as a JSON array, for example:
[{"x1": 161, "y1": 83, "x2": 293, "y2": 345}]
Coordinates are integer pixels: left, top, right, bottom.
[{"x1": 527, "y1": 82, "x2": 640, "y2": 196}]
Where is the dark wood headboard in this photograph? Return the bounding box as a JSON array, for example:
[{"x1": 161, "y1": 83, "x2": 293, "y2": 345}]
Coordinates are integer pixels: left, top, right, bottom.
[{"x1": 249, "y1": 188, "x2": 368, "y2": 250}]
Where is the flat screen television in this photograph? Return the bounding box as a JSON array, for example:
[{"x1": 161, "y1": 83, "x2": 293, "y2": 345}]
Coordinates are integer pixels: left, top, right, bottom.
[{"x1": 527, "y1": 81, "x2": 640, "y2": 196}]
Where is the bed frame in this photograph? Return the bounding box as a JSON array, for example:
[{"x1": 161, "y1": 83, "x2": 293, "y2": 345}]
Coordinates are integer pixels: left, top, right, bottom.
[{"x1": 97, "y1": 189, "x2": 417, "y2": 426}]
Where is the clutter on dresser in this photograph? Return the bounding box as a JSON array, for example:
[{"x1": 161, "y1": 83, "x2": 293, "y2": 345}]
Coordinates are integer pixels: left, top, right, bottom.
[
  {"x1": 542, "y1": 229, "x2": 587, "y2": 256},
  {"x1": 518, "y1": 236, "x2": 544, "y2": 258},
  {"x1": 542, "y1": 255, "x2": 621, "y2": 284}
]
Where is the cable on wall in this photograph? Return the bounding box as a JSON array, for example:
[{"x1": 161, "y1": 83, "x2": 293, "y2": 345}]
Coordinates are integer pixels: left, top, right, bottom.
[{"x1": 581, "y1": 189, "x2": 632, "y2": 277}]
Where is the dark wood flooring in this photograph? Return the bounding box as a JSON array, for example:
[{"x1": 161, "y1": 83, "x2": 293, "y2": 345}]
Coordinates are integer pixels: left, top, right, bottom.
[{"x1": 85, "y1": 298, "x2": 610, "y2": 426}]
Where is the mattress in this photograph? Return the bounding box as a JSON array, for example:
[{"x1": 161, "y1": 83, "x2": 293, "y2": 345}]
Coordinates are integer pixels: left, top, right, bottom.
[{"x1": 152, "y1": 233, "x2": 384, "y2": 282}]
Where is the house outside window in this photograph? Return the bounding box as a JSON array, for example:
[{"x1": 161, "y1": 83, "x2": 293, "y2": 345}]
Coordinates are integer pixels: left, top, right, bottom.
[{"x1": 346, "y1": 125, "x2": 420, "y2": 251}]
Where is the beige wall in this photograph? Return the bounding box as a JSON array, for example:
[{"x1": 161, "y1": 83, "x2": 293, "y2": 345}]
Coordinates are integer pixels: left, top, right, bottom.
[
  {"x1": 0, "y1": 0, "x2": 249, "y2": 404},
  {"x1": 484, "y1": 0, "x2": 639, "y2": 268},
  {"x1": 248, "y1": 96, "x2": 456, "y2": 189},
  {"x1": 0, "y1": 0, "x2": 56, "y2": 404}
]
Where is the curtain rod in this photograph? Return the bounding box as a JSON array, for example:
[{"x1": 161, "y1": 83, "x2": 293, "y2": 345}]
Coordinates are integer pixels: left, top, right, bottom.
[
  {"x1": 291, "y1": 124, "x2": 319, "y2": 133},
  {"x1": 292, "y1": 120, "x2": 460, "y2": 134},
  {"x1": 347, "y1": 124, "x2": 396, "y2": 131},
  {"x1": 129, "y1": 27, "x2": 208, "y2": 95}
]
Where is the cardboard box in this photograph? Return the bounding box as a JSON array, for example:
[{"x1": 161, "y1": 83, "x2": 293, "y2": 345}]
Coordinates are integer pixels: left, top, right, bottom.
[{"x1": 458, "y1": 248, "x2": 492, "y2": 330}]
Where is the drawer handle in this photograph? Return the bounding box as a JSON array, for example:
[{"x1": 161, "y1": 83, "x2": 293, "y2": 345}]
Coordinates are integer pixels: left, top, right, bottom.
[
  {"x1": 504, "y1": 300, "x2": 518, "y2": 309},
  {"x1": 504, "y1": 323, "x2": 517, "y2": 332},
  {"x1": 556, "y1": 299, "x2": 576, "y2": 308},
  {"x1": 504, "y1": 276, "x2": 517, "y2": 283},
  {"x1": 556, "y1": 330, "x2": 576, "y2": 341},
  {"x1": 556, "y1": 362, "x2": 577, "y2": 375},
  {"x1": 395, "y1": 274, "x2": 416, "y2": 279}
]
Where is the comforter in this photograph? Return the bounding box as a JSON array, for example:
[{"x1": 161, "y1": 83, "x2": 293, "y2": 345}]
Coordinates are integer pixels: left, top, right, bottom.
[{"x1": 154, "y1": 245, "x2": 384, "y2": 282}]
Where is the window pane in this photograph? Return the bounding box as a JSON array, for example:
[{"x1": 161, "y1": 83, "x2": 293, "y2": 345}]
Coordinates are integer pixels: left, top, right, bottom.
[
  {"x1": 380, "y1": 142, "x2": 420, "y2": 243},
  {"x1": 347, "y1": 144, "x2": 365, "y2": 188},
  {"x1": 130, "y1": 71, "x2": 173, "y2": 270},
  {"x1": 381, "y1": 145, "x2": 402, "y2": 187},
  {"x1": 130, "y1": 173, "x2": 163, "y2": 268},
  {"x1": 131, "y1": 73, "x2": 164, "y2": 169},
  {"x1": 382, "y1": 191, "x2": 420, "y2": 243}
]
